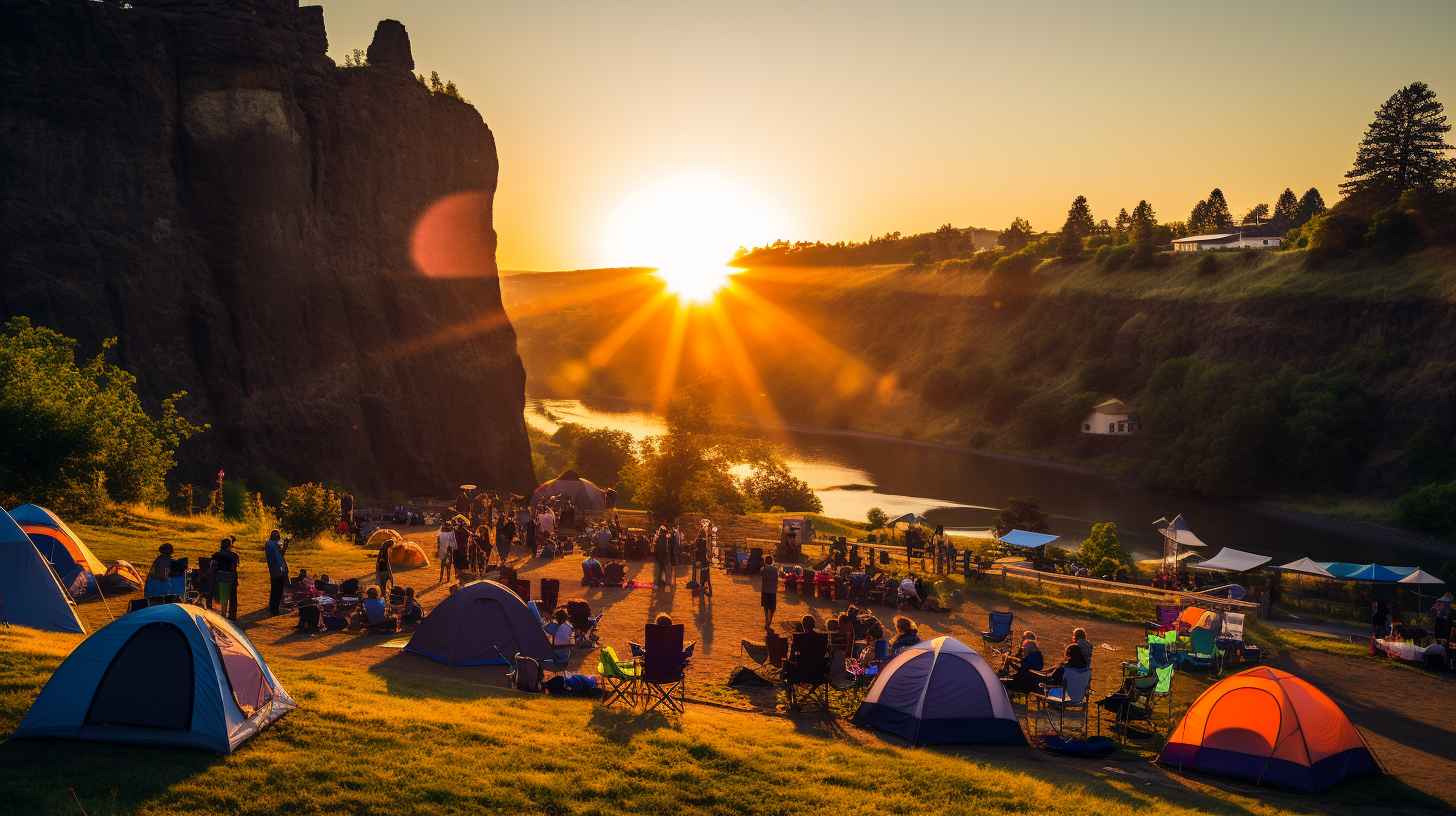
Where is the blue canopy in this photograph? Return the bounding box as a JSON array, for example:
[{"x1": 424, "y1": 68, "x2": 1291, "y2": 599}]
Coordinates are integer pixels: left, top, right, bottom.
[
  {"x1": 1321, "y1": 562, "x2": 1417, "y2": 582},
  {"x1": 998, "y1": 529, "x2": 1059, "y2": 549}
]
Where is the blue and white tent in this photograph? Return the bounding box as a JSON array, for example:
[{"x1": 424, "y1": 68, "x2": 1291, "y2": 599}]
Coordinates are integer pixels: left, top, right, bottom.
[
  {"x1": 0, "y1": 507, "x2": 85, "y2": 633},
  {"x1": 852, "y1": 636, "x2": 1024, "y2": 745},
  {"x1": 16, "y1": 604, "x2": 295, "y2": 753}
]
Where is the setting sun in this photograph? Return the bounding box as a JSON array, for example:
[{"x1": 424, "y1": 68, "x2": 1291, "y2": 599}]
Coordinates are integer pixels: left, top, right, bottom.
[{"x1": 601, "y1": 171, "x2": 791, "y2": 303}]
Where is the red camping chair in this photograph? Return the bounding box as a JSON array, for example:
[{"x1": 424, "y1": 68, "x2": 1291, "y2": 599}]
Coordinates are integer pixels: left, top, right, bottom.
[{"x1": 639, "y1": 623, "x2": 688, "y2": 714}]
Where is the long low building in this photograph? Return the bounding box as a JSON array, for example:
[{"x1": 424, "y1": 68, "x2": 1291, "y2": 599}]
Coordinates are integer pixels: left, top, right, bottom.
[{"x1": 1172, "y1": 228, "x2": 1284, "y2": 252}]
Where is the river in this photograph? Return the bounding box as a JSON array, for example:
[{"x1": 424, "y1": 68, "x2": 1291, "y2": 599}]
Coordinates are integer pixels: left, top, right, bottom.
[{"x1": 525, "y1": 397, "x2": 1445, "y2": 567}]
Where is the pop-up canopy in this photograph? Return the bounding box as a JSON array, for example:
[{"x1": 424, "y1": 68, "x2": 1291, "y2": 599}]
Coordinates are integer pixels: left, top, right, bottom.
[
  {"x1": 1277, "y1": 557, "x2": 1335, "y2": 578},
  {"x1": 1193, "y1": 547, "x2": 1271, "y2": 574},
  {"x1": 997, "y1": 529, "x2": 1059, "y2": 549},
  {"x1": 1398, "y1": 568, "x2": 1445, "y2": 585}
]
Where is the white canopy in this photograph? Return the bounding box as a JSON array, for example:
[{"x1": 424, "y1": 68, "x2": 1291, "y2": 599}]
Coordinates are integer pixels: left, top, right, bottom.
[
  {"x1": 1277, "y1": 557, "x2": 1335, "y2": 578},
  {"x1": 1398, "y1": 568, "x2": 1446, "y2": 585},
  {"x1": 1157, "y1": 513, "x2": 1207, "y2": 548},
  {"x1": 1193, "y1": 547, "x2": 1271, "y2": 573}
]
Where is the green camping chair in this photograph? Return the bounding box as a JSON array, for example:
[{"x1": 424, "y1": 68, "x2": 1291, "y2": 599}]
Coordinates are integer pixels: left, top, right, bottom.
[
  {"x1": 1179, "y1": 628, "x2": 1220, "y2": 673},
  {"x1": 597, "y1": 646, "x2": 638, "y2": 708},
  {"x1": 1121, "y1": 645, "x2": 1150, "y2": 678},
  {"x1": 1151, "y1": 663, "x2": 1175, "y2": 730}
]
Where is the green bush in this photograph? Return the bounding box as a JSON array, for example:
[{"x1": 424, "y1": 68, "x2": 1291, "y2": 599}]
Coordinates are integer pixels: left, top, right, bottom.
[
  {"x1": 742, "y1": 463, "x2": 822, "y2": 513},
  {"x1": 1097, "y1": 244, "x2": 1132, "y2": 272},
  {"x1": 278, "y1": 482, "x2": 341, "y2": 541},
  {"x1": 0, "y1": 317, "x2": 206, "y2": 518},
  {"x1": 1305, "y1": 211, "x2": 1367, "y2": 265},
  {"x1": 222, "y1": 479, "x2": 250, "y2": 521},
  {"x1": 1195, "y1": 253, "x2": 1219, "y2": 276},
  {"x1": 866, "y1": 507, "x2": 888, "y2": 530},
  {"x1": 1396, "y1": 481, "x2": 1456, "y2": 537},
  {"x1": 1365, "y1": 206, "x2": 1422, "y2": 257}
]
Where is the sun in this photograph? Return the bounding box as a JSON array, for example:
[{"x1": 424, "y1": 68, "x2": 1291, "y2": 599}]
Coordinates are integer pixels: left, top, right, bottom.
[{"x1": 601, "y1": 171, "x2": 791, "y2": 304}]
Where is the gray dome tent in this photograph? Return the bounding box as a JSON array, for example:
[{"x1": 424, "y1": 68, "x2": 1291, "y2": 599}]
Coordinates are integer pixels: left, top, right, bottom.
[
  {"x1": 403, "y1": 580, "x2": 551, "y2": 667},
  {"x1": 852, "y1": 636, "x2": 1024, "y2": 745},
  {"x1": 531, "y1": 470, "x2": 611, "y2": 512}
]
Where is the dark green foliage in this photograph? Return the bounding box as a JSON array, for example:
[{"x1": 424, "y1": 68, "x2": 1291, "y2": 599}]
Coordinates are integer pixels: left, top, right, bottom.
[
  {"x1": 341, "y1": 48, "x2": 367, "y2": 68},
  {"x1": 994, "y1": 498, "x2": 1048, "y2": 535},
  {"x1": 1296, "y1": 188, "x2": 1327, "y2": 224},
  {"x1": 0, "y1": 317, "x2": 206, "y2": 518},
  {"x1": 1113, "y1": 208, "x2": 1131, "y2": 243},
  {"x1": 278, "y1": 483, "x2": 340, "y2": 540},
  {"x1": 866, "y1": 507, "x2": 888, "y2": 530},
  {"x1": 1195, "y1": 253, "x2": 1219, "y2": 276},
  {"x1": 222, "y1": 479, "x2": 250, "y2": 521},
  {"x1": 1304, "y1": 210, "x2": 1368, "y2": 264},
  {"x1": 1060, "y1": 196, "x2": 1095, "y2": 251},
  {"x1": 1365, "y1": 205, "x2": 1424, "y2": 257},
  {"x1": 921, "y1": 364, "x2": 977, "y2": 409},
  {"x1": 742, "y1": 462, "x2": 822, "y2": 513},
  {"x1": 910, "y1": 250, "x2": 933, "y2": 267},
  {"x1": 1241, "y1": 203, "x2": 1270, "y2": 225},
  {"x1": 1273, "y1": 188, "x2": 1301, "y2": 227},
  {"x1": 1342, "y1": 81, "x2": 1455, "y2": 201},
  {"x1": 1095, "y1": 243, "x2": 1133, "y2": 272},
  {"x1": 1396, "y1": 481, "x2": 1456, "y2": 537},
  {"x1": 999, "y1": 217, "x2": 1034, "y2": 251},
  {"x1": 967, "y1": 249, "x2": 1001, "y2": 270},
  {"x1": 551, "y1": 423, "x2": 635, "y2": 487},
  {"x1": 1139, "y1": 358, "x2": 1374, "y2": 496},
  {"x1": 1079, "y1": 521, "x2": 1134, "y2": 579},
  {"x1": 734, "y1": 223, "x2": 988, "y2": 267}
]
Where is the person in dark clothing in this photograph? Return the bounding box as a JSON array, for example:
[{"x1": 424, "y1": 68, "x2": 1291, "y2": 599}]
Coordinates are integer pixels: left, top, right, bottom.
[
  {"x1": 375, "y1": 535, "x2": 395, "y2": 597},
  {"x1": 497, "y1": 515, "x2": 515, "y2": 565},
  {"x1": 1037, "y1": 641, "x2": 1089, "y2": 686},
  {"x1": 1372, "y1": 600, "x2": 1391, "y2": 638},
  {"x1": 265, "y1": 530, "x2": 290, "y2": 615},
  {"x1": 211, "y1": 536, "x2": 241, "y2": 621},
  {"x1": 653, "y1": 526, "x2": 671, "y2": 589},
  {"x1": 692, "y1": 531, "x2": 711, "y2": 596},
  {"x1": 526, "y1": 512, "x2": 538, "y2": 557}
]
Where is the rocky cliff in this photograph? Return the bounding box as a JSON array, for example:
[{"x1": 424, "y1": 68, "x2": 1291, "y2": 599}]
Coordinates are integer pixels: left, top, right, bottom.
[{"x1": 0, "y1": 0, "x2": 535, "y2": 495}]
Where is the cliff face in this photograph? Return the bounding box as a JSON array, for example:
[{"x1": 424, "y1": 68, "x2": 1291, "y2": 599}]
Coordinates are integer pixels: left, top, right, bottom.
[{"x1": 0, "y1": 0, "x2": 535, "y2": 495}]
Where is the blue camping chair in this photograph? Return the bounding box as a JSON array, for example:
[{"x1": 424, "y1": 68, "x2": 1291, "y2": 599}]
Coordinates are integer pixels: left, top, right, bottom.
[{"x1": 982, "y1": 611, "x2": 1013, "y2": 645}]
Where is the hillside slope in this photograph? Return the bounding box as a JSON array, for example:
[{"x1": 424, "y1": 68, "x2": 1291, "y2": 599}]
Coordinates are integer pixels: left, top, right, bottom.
[{"x1": 0, "y1": 0, "x2": 533, "y2": 494}]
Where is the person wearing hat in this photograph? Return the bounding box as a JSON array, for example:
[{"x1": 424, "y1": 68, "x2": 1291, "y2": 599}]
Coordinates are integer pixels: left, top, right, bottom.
[{"x1": 1432, "y1": 592, "x2": 1453, "y2": 642}]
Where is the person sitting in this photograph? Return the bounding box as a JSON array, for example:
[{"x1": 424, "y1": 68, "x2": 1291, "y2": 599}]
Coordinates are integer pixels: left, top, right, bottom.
[
  {"x1": 1072, "y1": 627, "x2": 1093, "y2": 666},
  {"x1": 291, "y1": 569, "x2": 318, "y2": 598},
  {"x1": 1036, "y1": 641, "x2": 1090, "y2": 687},
  {"x1": 357, "y1": 587, "x2": 397, "y2": 631},
  {"x1": 897, "y1": 575, "x2": 921, "y2": 609},
  {"x1": 788, "y1": 615, "x2": 825, "y2": 661},
  {"x1": 858, "y1": 618, "x2": 889, "y2": 668},
  {"x1": 581, "y1": 549, "x2": 605, "y2": 586},
  {"x1": 146, "y1": 542, "x2": 175, "y2": 597},
  {"x1": 545, "y1": 608, "x2": 575, "y2": 664},
  {"x1": 889, "y1": 615, "x2": 920, "y2": 656},
  {"x1": 401, "y1": 587, "x2": 422, "y2": 626},
  {"x1": 998, "y1": 631, "x2": 1044, "y2": 693}
]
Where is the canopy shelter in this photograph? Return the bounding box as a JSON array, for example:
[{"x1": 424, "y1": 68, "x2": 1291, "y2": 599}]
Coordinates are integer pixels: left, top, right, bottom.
[
  {"x1": 1156, "y1": 514, "x2": 1206, "y2": 572},
  {"x1": 531, "y1": 470, "x2": 611, "y2": 512},
  {"x1": 1277, "y1": 557, "x2": 1335, "y2": 578},
  {"x1": 10, "y1": 504, "x2": 106, "y2": 598},
  {"x1": 1398, "y1": 568, "x2": 1445, "y2": 585},
  {"x1": 0, "y1": 508, "x2": 85, "y2": 633},
  {"x1": 16, "y1": 603, "x2": 294, "y2": 753},
  {"x1": 997, "y1": 529, "x2": 1058, "y2": 550},
  {"x1": 1322, "y1": 563, "x2": 1416, "y2": 583},
  {"x1": 888, "y1": 513, "x2": 932, "y2": 527},
  {"x1": 1193, "y1": 547, "x2": 1272, "y2": 574},
  {"x1": 1158, "y1": 667, "x2": 1379, "y2": 792},
  {"x1": 852, "y1": 636, "x2": 1024, "y2": 746},
  {"x1": 404, "y1": 580, "x2": 551, "y2": 667}
]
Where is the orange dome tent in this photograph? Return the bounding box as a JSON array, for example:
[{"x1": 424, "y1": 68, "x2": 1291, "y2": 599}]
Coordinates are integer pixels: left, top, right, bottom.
[
  {"x1": 1158, "y1": 667, "x2": 1379, "y2": 792},
  {"x1": 389, "y1": 541, "x2": 430, "y2": 569}
]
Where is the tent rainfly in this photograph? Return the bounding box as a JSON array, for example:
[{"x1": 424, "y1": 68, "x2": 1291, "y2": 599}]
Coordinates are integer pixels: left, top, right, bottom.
[
  {"x1": 997, "y1": 529, "x2": 1059, "y2": 549},
  {"x1": 1277, "y1": 557, "x2": 1335, "y2": 578},
  {"x1": 1194, "y1": 547, "x2": 1272, "y2": 574}
]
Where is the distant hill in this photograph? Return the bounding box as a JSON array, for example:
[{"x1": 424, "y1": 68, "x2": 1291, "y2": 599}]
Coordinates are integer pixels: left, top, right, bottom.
[{"x1": 732, "y1": 224, "x2": 1000, "y2": 267}]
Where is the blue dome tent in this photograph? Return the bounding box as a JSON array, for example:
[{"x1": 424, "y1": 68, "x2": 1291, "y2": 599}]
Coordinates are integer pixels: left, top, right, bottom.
[
  {"x1": 852, "y1": 636, "x2": 1024, "y2": 745},
  {"x1": 0, "y1": 507, "x2": 85, "y2": 633},
  {"x1": 16, "y1": 604, "x2": 295, "y2": 753}
]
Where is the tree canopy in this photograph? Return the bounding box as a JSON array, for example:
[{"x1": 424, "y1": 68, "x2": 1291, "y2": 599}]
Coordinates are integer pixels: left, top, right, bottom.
[
  {"x1": 1342, "y1": 81, "x2": 1455, "y2": 201},
  {"x1": 999, "y1": 217, "x2": 1034, "y2": 251}
]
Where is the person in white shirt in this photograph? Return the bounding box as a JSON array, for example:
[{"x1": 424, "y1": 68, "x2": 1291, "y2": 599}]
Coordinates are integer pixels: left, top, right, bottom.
[
  {"x1": 547, "y1": 608, "x2": 574, "y2": 664},
  {"x1": 898, "y1": 575, "x2": 920, "y2": 608},
  {"x1": 436, "y1": 524, "x2": 454, "y2": 583},
  {"x1": 538, "y1": 507, "x2": 557, "y2": 537}
]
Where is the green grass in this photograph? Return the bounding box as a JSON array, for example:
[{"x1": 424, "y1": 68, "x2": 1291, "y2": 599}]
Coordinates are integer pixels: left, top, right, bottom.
[{"x1": 1245, "y1": 622, "x2": 1371, "y2": 660}]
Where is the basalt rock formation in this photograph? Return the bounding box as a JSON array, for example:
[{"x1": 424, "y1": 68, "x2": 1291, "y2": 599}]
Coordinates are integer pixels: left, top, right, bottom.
[{"x1": 0, "y1": 0, "x2": 535, "y2": 495}]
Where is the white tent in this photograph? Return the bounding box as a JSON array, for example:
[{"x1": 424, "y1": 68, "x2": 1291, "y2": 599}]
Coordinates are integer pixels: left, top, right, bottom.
[
  {"x1": 1398, "y1": 568, "x2": 1445, "y2": 585},
  {"x1": 1277, "y1": 557, "x2": 1335, "y2": 578},
  {"x1": 1157, "y1": 514, "x2": 1207, "y2": 548},
  {"x1": 1194, "y1": 547, "x2": 1272, "y2": 573}
]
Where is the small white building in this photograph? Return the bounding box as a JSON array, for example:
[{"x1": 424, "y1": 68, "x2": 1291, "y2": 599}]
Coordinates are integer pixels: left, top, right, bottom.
[
  {"x1": 1082, "y1": 398, "x2": 1139, "y2": 435},
  {"x1": 1172, "y1": 229, "x2": 1283, "y2": 253}
]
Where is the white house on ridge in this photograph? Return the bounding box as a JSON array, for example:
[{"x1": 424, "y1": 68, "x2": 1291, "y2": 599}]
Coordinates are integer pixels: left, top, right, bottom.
[
  {"x1": 1083, "y1": 398, "x2": 1139, "y2": 435},
  {"x1": 1172, "y1": 224, "x2": 1284, "y2": 252}
]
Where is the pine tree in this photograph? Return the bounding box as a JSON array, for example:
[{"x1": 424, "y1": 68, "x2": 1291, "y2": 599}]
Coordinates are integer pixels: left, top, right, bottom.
[
  {"x1": 1272, "y1": 188, "x2": 1300, "y2": 227},
  {"x1": 1188, "y1": 199, "x2": 1210, "y2": 234},
  {"x1": 1241, "y1": 203, "x2": 1270, "y2": 225},
  {"x1": 1130, "y1": 200, "x2": 1158, "y2": 244},
  {"x1": 1204, "y1": 188, "x2": 1234, "y2": 230},
  {"x1": 1062, "y1": 195, "x2": 1095, "y2": 238},
  {"x1": 1342, "y1": 81, "x2": 1455, "y2": 200},
  {"x1": 999, "y1": 217, "x2": 1033, "y2": 251},
  {"x1": 1296, "y1": 187, "x2": 1327, "y2": 226},
  {"x1": 429, "y1": 71, "x2": 444, "y2": 94},
  {"x1": 1114, "y1": 208, "x2": 1131, "y2": 241}
]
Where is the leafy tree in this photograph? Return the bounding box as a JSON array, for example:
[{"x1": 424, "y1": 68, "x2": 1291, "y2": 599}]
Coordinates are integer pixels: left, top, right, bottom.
[
  {"x1": 1397, "y1": 481, "x2": 1456, "y2": 537},
  {"x1": 1128, "y1": 200, "x2": 1159, "y2": 265},
  {"x1": 1079, "y1": 521, "x2": 1133, "y2": 578},
  {"x1": 1241, "y1": 203, "x2": 1270, "y2": 224},
  {"x1": 998, "y1": 217, "x2": 1034, "y2": 251},
  {"x1": 1188, "y1": 199, "x2": 1209, "y2": 234},
  {"x1": 341, "y1": 48, "x2": 368, "y2": 68},
  {"x1": 1272, "y1": 188, "x2": 1300, "y2": 227},
  {"x1": 866, "y1": 507, "x2": 888, "y2": 530},
  {"x1": 1296, "y1": 187, "x2": 1327, "y2": 226},
  {"x1": 551, "y1": 423, "x2": 635, "y2": 486},
  {"x1": 742, "y1": 462, "x2": 822, "y2": 513},
  {"x1": 0, "y1": 317, "x2": 206, "y2": 517},
  {"x1": 1341, "y1": 81, "x2": 1455, "y2": 201},
  {"x1": 994, "y1": 498, "x2": 1048, "y2": 535},
  {"x1": 278, "y1": 483, "x2": 340, "y2": 540}
]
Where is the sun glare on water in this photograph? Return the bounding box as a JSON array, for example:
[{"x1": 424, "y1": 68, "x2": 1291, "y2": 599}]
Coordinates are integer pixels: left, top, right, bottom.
[{"x1": 603, "y1": 172, "x2": 790, "y2": 304}]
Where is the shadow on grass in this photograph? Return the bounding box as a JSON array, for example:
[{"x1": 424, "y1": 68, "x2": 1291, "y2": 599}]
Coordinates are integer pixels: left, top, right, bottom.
[
  {"x1": 0, "y1": 738, "x2": 217, "y2": 813},
  {"x1": 587, "y1": 705, "x2": 677, "y2": 744}
]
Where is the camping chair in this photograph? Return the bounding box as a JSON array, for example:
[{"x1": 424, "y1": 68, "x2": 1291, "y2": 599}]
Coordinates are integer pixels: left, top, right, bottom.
[
  {"x1": 596, "y1": 646, "x2": 638, "y2": 707},
  {"x1": 639, "y1": 623, "x2": 688, "y2": 714},
  {"x1": 1098, "y1": 670, "x2": 1159, "y2": 744},
  {"x1": 783, "y1": 631, "x2": 832, "y2": 711},
  {"x1": 1179, "y1": 627, "x2": 1221, "y2": 673},
  {"x1": 740, "y1": 630, "x2": 790, "y2": 680},
  {"x1": 510, "y1": 579, "x2": 532, "y2": 603},
  {"x1": 1145, "y1": 604, "x2": 1180, "y2": 633},
  {"x1": 540, "y1": 578, "x2": 560, "y2": 615},
  {"x1": 603, "y1": 562, "x2": 626, "y2": 587},
  {"x1": 497, "y1": 647, "x2": 545, "y2": 693},
  {"x1": 982, "y1": 610, "x2": 1013, "y2": 645},
  {"x1": 1030, "y1": 666, "x2": 1091, "y2": 737}
]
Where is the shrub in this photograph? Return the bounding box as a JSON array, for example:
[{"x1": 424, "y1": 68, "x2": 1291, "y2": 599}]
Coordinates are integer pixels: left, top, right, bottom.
[
  {"x1": 910, "y1": 250, "x2": 933, "y2": 267},
  {"x1": 278, "y1": 482, "x2": 341, "y2": 541},
  {"x1": 1365, "y1": 206, "x2": 1422, "y2": 257},
  {"x1": 866, "y1": 507, "x2": 888, "y2": 530},
  {"x1": 1396, "y1": 481, "x2": 1456, "y2": 538},
  {"x1": 1079, "y1": 521, "x2": 1135, "y2": 578},
  {"x1": 1195, "y1": 253, "x2": 1219, "y2": 276},
  {"x1": 1097, "y1": 244, "x2": 1132, "y2": 272},
  {"x1": 222, "y1": 479, "x2": 251, "y2": 521},
  {"x1": 741, "y1": 463, "x2": 822, "y2": 513},
  {"x1": 1305, "y1": 211, "x2": 1367, "y2": 265},
  {"x1": 967, "y1": 249, "x2": 1001, "y2": 270}
]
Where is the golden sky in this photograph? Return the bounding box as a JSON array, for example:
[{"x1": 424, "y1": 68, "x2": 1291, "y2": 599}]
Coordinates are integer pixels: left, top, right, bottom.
[{"x1": 323, "y1": 1, "x2": 1456, "y2": 272}]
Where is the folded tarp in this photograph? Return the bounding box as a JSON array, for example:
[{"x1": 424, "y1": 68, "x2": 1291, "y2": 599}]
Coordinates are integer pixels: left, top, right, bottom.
[
  {"x1": 1193, "y1": 547, "x2": 1271, "y2": 573},
  {"x1": 1277, "y1": 557, "x2": 1335, "y2": 578},
  {"x1": 997, "y1": 529, "x2": 1059, "y2": 549}
]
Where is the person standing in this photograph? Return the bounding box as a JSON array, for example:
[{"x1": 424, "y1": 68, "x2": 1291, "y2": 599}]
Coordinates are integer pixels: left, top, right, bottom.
[
  {"x1": 692, "y1": 529, "x2": 712, "y2": 597},
  {"x1": 211, "y1": 536, "x2": 240, "y2": 621},
  {"x1": 761, "y1": 555, "x2": 780, "y2": 629},
  {"x1": 496, "y1": 512, "x2": 514, "y2": 565},
  {"x1": 436, "y1": 523, "x2": 454, "y2": 584},
  {"x1": 668, "y1": 525, "x2": 682, "y2": 586},
  {"x1": 375, "y1": 534, "x2": 395, "y2": 597},
  {"x1": 525, "y1": 508, "x2": 539, "y2": 557},
  {"x1": 653, "y1": 526, "x2": 671, "y2": 589},
  {"x1": 265, "y1": 530, "x2": 289, "y2": 615}
]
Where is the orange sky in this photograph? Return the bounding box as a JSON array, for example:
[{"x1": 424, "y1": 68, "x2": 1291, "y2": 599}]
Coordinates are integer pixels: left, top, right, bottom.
[{"x1": 322, "y1": 1, "x2": 1456, "y2": 271}]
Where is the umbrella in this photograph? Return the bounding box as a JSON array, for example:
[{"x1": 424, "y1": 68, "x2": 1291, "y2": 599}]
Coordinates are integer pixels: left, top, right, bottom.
[{"x1": 1398, "y1": 568, "x2": 1445, "y2": 615}]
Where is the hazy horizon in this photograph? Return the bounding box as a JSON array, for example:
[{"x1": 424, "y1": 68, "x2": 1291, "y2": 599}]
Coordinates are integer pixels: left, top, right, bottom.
[{"x1": 322, "y1": 1, "x2": 1456, "y2": 272}]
